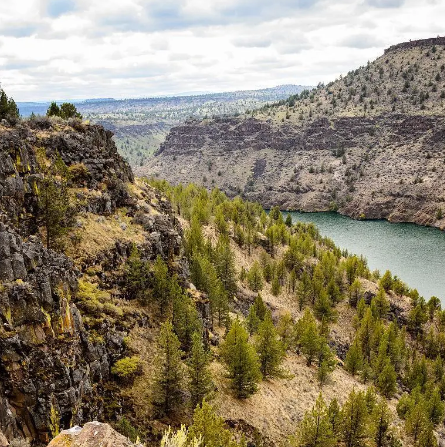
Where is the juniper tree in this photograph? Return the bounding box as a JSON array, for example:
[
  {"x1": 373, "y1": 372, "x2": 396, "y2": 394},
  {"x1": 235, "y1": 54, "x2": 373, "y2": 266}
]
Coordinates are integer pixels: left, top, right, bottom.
[
  {"x1": 152, "y1": 255, "x2": 171, "y2": 314},
  {"x1": 219, "y1": 318, "x2": 261, "y2": 398}
]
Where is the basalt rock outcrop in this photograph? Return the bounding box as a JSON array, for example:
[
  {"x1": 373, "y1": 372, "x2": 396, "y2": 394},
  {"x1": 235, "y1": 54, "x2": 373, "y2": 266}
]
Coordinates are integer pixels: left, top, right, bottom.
[
  {"x1": 141, "y1": 38, "x2": 445, "y2": 229},
  {"x1": 0, "y1": 119, "x2": 184, "y2": 445}
]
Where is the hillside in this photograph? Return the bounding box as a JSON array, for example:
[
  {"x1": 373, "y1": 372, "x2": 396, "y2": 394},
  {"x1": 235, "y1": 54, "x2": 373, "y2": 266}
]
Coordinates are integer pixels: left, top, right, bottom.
[
  {"x1": 1, "y1": 106, "x2": 445, "y2": 447},
  {"x1": 141, "y1": 37, "x2": 445, "y2": 228},
  {"x1": 18, "y1": 85, "x2": 309, "y2": 168}
]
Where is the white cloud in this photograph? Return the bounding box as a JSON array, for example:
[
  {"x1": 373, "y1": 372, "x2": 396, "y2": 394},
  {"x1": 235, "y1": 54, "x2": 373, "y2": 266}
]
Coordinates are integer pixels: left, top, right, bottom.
[{"x1": 0, "y1": 0, "x2": 443, "y2": 101}]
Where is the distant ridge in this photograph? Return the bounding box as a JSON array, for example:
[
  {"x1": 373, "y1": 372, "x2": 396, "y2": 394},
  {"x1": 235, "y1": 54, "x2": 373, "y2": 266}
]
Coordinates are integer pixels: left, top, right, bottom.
[{"x1": 385, "y1": 36, "x2": 445, "y2": 53}]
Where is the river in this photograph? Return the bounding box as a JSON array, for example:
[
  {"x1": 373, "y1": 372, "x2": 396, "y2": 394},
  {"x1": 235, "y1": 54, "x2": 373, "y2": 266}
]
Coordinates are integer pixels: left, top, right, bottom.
[{"x1": 288, "y1": 212, "x2": 445, "y2": 303}]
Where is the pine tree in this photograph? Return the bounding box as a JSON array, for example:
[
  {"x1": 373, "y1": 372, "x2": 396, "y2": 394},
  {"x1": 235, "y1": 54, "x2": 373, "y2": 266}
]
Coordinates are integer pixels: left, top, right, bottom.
[
  {"x1": 188, "y1": 401, "x2": 240, "y2": 447},
  {"x1": 246, "y1": 305, "x2": 261, "y2": 335},
  {"x1": 125, "y1": 245, "x2": 150, "y2": 301},
  {"x1": 341, "y1": 389, "x2": 370, "y2": 447},
  {"x1": 255, "y1": 312, "x2": 285, "y2": 378},
  {"x1": 213, "y1": 236, "x2": 237, "y2": 296},
  {"x1": 220, "y1": 318, "x2": 261, "y2": 398},
  {"x1": 317, "y1": 342, "x2": 336, "y2": 386},
  {"x1": 187, "y1": 332, "x2": 214, "y2": 409},
  {"x1": 371, "y1": 288, "x2": 390, "y2": 320},
  {"x1": 247, "y1": 261, "x2": 264, "y2": 292},
  {"x1": 296, "y1": 309, "x2": 321, "y2": 366},
  {"x1": 345, "y1": 340, "x2": 364, "y2": 376},
  {"x1": 152, "y1": 255, "x2": 171, "y2": 314},
  {"x1": 328, "y1": 398, "x2": 342, "y2": 437},
  {"x1": 294, "y1": 394, "x2": 336, "y2": 447},
  {"x1": 377, "y1": 360, "x2": 397, "y2": 398},
  {"x1": 372, "y1": 399, "x2": 392, "y2": 447},
  {"x1": 379, "y1": 270, "x2": 393, "y2": 292},
  {"x1": 37, "y1": 163, "x2": 72, "y2": 250},
  {"x1": 172, "y1": 289, "x2": 202, "y2": 352},
  {"x1": 349, "y1": 278, "x2": 363, "y2": 307},
  {"x1": 152, "y1": 321, "x2": 184, "y2": 416},
  {"x1": 277, "y1": 312, "x2": 295, "y2": 350}
]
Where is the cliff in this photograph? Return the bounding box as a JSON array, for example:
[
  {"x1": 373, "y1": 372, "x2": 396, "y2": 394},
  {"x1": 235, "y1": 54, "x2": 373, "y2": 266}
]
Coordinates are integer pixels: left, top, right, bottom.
[
  {"x1": 0, "y1": 117, "x2": 183, "y2": 445},
  {"x1": 140, "y1": 37, "x2": 445, "y2": 228}
]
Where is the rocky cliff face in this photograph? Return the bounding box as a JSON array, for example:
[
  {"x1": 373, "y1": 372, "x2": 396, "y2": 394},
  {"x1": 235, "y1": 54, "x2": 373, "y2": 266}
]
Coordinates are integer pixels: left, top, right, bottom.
[
  {"x1": 0, "y1": 118, "x2": 183, "y2": 445},
  {"x1": 140, "y1": 38, "x2": 445, "y2": 228}
]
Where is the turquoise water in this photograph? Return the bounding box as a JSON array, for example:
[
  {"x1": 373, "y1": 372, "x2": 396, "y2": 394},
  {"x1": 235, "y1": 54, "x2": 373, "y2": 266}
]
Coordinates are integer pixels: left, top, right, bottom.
[{"x1": 288, "y1": 212, "x2": 445, "y2": 302}]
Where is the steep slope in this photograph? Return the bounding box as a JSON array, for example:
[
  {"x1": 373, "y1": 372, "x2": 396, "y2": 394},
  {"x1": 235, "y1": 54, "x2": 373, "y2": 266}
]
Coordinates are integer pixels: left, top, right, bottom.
[
  {"x1": 141, "y1": 37, "x2": 445, "y2": 228},
  {"x1": 0, "y1": 117, "x2": 183, "y2": 445}
]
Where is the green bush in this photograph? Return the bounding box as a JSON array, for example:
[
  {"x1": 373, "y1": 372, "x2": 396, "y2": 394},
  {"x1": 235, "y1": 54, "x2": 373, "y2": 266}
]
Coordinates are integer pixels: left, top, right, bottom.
[{"x1": 111, "y1": 356, "x2": 142, "y2": 382}]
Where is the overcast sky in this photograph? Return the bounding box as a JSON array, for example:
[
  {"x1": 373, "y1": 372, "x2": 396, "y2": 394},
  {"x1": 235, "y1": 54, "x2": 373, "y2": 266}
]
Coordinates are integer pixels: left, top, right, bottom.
[{"x1": 0, "y1": 0, "x2": 443, "y2": 101}]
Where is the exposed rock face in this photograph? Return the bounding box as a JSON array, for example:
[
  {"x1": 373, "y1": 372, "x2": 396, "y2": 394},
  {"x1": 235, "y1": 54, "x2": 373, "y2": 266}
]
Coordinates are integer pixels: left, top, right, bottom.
[
  {"x1": 140, "y1": 38, "x2": 445, "y2": 228},
  {"x1": 0, "y1": 120, "x2": 183, "y2": 445},
  {"x1": 142, "y1": 114, "x2": 445, "y2": 228},
  {"x1": 47, "y1": 422, "x2": 141, "y2": 447}
]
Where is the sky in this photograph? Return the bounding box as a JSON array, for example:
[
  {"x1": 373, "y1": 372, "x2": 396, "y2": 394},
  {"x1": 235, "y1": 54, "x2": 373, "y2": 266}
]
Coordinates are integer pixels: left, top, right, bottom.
[{"x1": 0, "y1": 0, "x2": 443, "y2": 101}]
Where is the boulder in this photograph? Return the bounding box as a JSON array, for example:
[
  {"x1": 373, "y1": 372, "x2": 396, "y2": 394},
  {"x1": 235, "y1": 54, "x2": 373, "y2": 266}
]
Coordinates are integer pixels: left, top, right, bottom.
[
  {"x1": 47, "y1": 422, "x2": 140, "y2": 447},
  {"x1": 0, "y1": 431, "x2": 8, "y2": 447}
]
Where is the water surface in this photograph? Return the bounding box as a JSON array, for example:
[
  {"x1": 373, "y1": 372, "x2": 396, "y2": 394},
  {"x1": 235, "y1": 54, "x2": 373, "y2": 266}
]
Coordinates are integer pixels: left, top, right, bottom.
[{"x1": 288, "y1": 212, "x2": 445, "y2": 302}]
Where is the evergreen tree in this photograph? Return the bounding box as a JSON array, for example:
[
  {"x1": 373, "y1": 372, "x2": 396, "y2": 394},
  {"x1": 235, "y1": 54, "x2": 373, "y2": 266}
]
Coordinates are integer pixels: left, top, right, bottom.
[
  {"x1": 46, "y1": 101, "x2": 60, "y2": 117},
  {"x1": 220, "y1": 318, "x2": 261, "y2": 398},
  {"x1": 37, "y1": 157, "x2": 72, "y2": 250},
  {"x1": 172, "y1": 288, "x2": 202, "y2": 352},
  {"x1": 294, "y1": 394, "x2": 336, "y2": 447},
  {"x1": 152, "y1": 255, "x2": 171, "y2": 314},
  {"x1": 125, "y1": 245, "x2": 150, "y2": 302},
  {"x1": 377, "y1": 360, "x2": 397, "y2": 398},
  {"x1": 255, "y1": 312, "x2": 285, "y2": 378},
  {"x1": 247, "y1": 261, "x2": 264, "y2": 292},
  {"x1": 0, "y1": 88, "x2": 19, "y2": 123},
  {"x1": 277, "y1": 312, "x2": 295, "y2": 350},
  {"x1": 317, "y1": 342, "x2": 336, "y2": 386},
  {"x1": 213, "y1": 236, "x2": 237, "y2": 296},
  {"x1": 188, "y1": 401, "x2": 240, "y2": 447},
  {"x1": 371, "y1": 288, "x2": 390, "y2": 319},
  {"x1": 341, "y1": 389, "x2": 370, "y2": 447},
  {"x1": 345, "y1": 340, "x2": 364, "y2": 376},
  {"x1": 152, "y1": 321, "x2": 184, "y2": 416},
  {"x1": 379, "y1": 270, "x2": 393, "y2": 292},
  {"x1": 296, "y1": 309, "x2": 321, "y2": 366},
  {"x1": 246, "y1": 305, "x2": 261, "y2": 335},
  {"x1": 349, "y1": 279, "x2": 363, "y2": 307},
  {"x1": 328, "y1": 398, "x2": 342, "y2": 437},
  {"x1": 187, "y1": 332, "x2": 214, "y2": 409},
  {"x1": 371, "y1": 399, "x2": 392, "y2": 447}
]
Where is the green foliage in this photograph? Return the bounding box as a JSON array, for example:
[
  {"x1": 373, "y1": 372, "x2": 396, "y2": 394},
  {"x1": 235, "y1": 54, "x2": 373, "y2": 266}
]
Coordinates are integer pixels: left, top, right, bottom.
[
  {"x1": 116, "y1": 417, "x2": 141, "y2": 443},
  {"x1": 255, "y1": 312, "x2": 285, "y2": 378},
  {"x1": 293, "y1": 394, "x2": 336, "y2": 447},
  {"x1": 345, "y1": 340, "x2": 363, "y2": 376},
  {"x1": 247, "y1": 261, "x2": 264, "y2": 292},
  {"x1": 37, "y1": 154, "x2": 73, "y2": 250},
  {"x1": 152, "y1": 320, "x2": 184, "y2": 416},
  {"x1": 379, "y1": 270, "x2": 393, "y2": 292},
  {"x1": 188, "y1": 401, "x2": 241, "y2": 447},
  {"x1": 187, "y1": 332, "x2": 214, "y2": 409},
  {"x1": 111, "y1": 356, "x2": 142, "y2": 382},
  {"x1": 0, "y1": 88, "x2": 19, "y2": 123},
  {"x1": 47, "y1": 101, "x2": 82, "y2": 120},
  {"x1": 220, "y1": 318, "x2": 261, "y2": 398},
  {"x1": 341, "y1": 389, "x2": 370, "y2": 447}
]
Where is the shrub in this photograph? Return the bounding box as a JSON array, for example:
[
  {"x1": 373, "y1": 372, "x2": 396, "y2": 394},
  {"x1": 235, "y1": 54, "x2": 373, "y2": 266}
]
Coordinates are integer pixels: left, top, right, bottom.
[{"x1": 111, "y1": 356, "x2": 142, "y2": 382}]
